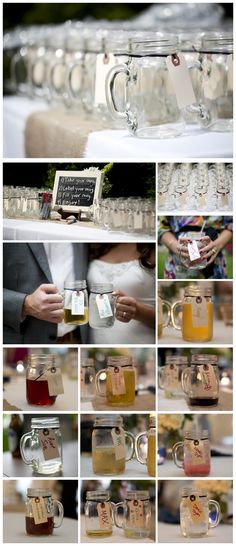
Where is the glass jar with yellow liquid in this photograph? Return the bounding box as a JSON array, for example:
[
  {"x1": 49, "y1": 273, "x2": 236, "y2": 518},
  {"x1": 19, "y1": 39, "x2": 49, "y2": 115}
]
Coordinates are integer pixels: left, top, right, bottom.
[
  {"x1": 63, "y1": 280, "x2": 88, "y2": 325},
  {"x1": 135, "y1": 415, "x2": 156, "y2": 476},
  {"x1": 114, "y1": 491, "x2": 151, "y2": 539},
  {"x1": 171, "y1": 285, "x2": 213, "y2": 342},
  {"x1": 95, "y1": 356, "x2": 136, "y2": 406},
  {"x1": 92, "y1": 416, "x2": 135, "y2": 475},
  {"x1": 158, "y1": 292, "x2": 171, "y2": 338},
  {"x1": 159, "y1": 355, "x2": 188, "y2": 398},
  {"x1": 85, "y1": 491, "x2": 114, "y2": 538}
]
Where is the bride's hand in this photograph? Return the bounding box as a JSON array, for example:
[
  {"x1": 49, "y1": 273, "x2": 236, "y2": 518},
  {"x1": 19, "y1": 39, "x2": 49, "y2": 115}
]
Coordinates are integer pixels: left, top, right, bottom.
[{"x1": 113, "y1": 290, "x2": 137, "y2": 323}]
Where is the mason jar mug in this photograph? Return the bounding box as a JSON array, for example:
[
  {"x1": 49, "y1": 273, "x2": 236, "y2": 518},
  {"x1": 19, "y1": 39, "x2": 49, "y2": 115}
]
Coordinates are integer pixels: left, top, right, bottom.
[
  {"x1": 20, "y1": 417, "x2": 62, "y2": 475},
  {"x1": 159, "y1": 355, "x2": 188, "y2": 398},
  {"x1": 114, "y1": 491, "x2": 151, "y2": 539},
  {"x1": 181, "y1": 354, "x2": 219, "y2": 406},
  {"x1": 92, "y1": 416, "x2": 135, "y2": 475},
  {"x1": 172, "y1": 429, "x2": 211, "y2": 476},
  {"x1": 158, "y1": 293, "x2": 171, "y2": 338},
  {"x1": 171, "y1": 285, "x2": 213, "y2": 342},
  {"x1": 95, "y1": 356, "x2": 136, "y2": 406},
  {"x1": 85, "y1": 491, "x2": 114, "y2": 537},
  {"x1": 25, "y1": 488, "x2": 64, "y2": 536},
  {"x1": 180, "y1": 488, "x2": 220, "y2": 538},
  {"x1": 63, "y1": 280, "x2": 88, "y2": 325},
  {"x1": 26, "y1": 354, "x2": 59, "y2": 406},
  {"x1": 88, "y1": 283, "x2": 115, "y2": 329},
  {"x1": 135, "y1": 415, "x2": 156, "y2": 476}
]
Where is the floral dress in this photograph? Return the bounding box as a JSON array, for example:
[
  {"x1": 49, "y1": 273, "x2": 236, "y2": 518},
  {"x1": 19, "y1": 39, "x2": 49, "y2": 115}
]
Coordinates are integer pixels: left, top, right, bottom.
[{"x1": 158, "y1": 216, "x2": 232, "y2": 279}]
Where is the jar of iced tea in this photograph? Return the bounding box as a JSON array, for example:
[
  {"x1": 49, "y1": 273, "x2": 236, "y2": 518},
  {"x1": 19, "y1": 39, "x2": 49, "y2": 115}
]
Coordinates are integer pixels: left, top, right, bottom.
[
  {"x1": 63, "y1": 280, "x2": 88, "y2": 325},
  {"x1": 89, "y1": 283, "x2": 115, "y2": 329},
  {"x1": 114, "y1": 491, "x2": 151, "y2": 539},
  {"x1": 171, "y1": 285, "x2": 213, "y2": 342},
  {"x1": 135, "y1": 415, "x2": 156, "y2": 476},
  {"x1": 181, "y1": 354, "x2": 219, "y2": 406},
  {"x1": 158, "y1": 293, "x2": 171, "y2": 338},
  {"x1": 92, "y1": 416, "x2": 135, "y2": 475},
  {"x1": 85, "y1": 491, "x2": 114, "y2": 537},
  {"x1": 95, "y1": 356, "x2": 135, "y2": 406},
  {"x1": 25, "y1": 488, "x2": 64, "y2": 536},
  {"x1": 159, "y1": 355, "x2": 188, "y2": 398},
  {"x1": 80, "y1": 358, "x2": 96, "y2": 402},
  {"x1": 26, "y1": 354, "x2": 63, "y2": 406},
  {"x1": 180, "y1": 488, "x2": 220, "y2": 538},
  {"x1": 20, "y1": 417, "x2": 62, "y2": 475},
  {"x1": 172, "y1": 429, "x2": 211, "y2": 476}
]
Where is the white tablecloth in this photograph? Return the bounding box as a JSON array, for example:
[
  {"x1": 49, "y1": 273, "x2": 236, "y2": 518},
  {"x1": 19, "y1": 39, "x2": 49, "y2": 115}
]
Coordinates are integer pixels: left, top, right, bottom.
[
  {"x1": 158, "y1": 522, "x2": 232, "y2": 543},
  {"x1": 158, "y1": 387, "x2": 233, "y2": 412},
  {"x1": 3, "y1": 218, "x2": 152, "y2": 242},
  {"x1": 3, "y1": 441, "x2": 78, "y2": 477},
  {"x1": 3, "y1": 513, "x2": 78, "y2": 543},
  {"x1": 81, "y1": 455, "x2": 151, "y2": 478},
  {"x1": 3, "y1": 96, "x2": 48, "y2": 158},
  {"x1": 80, "y1": 515, "x2": 154, "y2": 543},
  {"x1": 158, "y1": 456, "x2": 233, "y2": 478},
  {"x1": 85, "y1": 128, "x2": 233, "y2": 160},
  {"x1": 3, "y1": 376, "x2": 78, "y2": 411},
  {"x1": 158, "y1": 320, "x2": 233, "y2": 345}
]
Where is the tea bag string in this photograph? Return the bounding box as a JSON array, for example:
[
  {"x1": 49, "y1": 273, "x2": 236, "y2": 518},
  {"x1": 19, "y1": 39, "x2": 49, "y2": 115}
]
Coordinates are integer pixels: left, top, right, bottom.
[{"x1": 33, "y1": 365, "x2": 56, "y2": 382}]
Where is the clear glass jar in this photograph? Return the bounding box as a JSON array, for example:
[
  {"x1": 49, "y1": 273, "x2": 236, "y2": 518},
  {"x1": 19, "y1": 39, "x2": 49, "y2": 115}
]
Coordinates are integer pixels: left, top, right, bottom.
[
  {"x1": 85, "y1": 491, "x2": 113, "y2": 537},
  {"x1": 114, "y1": 491, "x2": 151, "y2": 539},
  {"x1": 159, "y1": 355, "x2": 188, "y2": 398},
  {"x1": 88, "y1": 283, "x2": 115, "y2": 329},
  {"x1": 25, "y1": 488, "x2": 64, "y2": 536},
  {"x1": 80, "y1": 358, "x2": 96, "y2": 402},
  {"x1": 171, "y1": 285, "x2": 213, "y2": 342},
  {"x1": 95, "y1": 356, "x2": 135, "y2": 406},
  {"x1": 158, "y1": 293, "x2": 171, "y2": 338},
  {"x1": 181, "y1": 354, "x2": 219, "y2": 406},
  {"x1": 180, "y1": 488, "x2": 220, "y2": 538},
  {"x1": 106, "y1": 37, "x2": 192, "y2": 138},
  {"x1": 20, "y1": 417, "x2": 62, "y2": 475},
  {"x1": 92, "y1": 416, "x2": 135, "y2": 475},
  {"x1": 135, "y1": 415, "x2": 156, "y2": 476},
  {"x1": 178, "y1": 232, "x2": 208, "y2": 270},
  {"x1": 172, "y1": 429, "x2": 211, "y2": 476},
  {"x1": 198, "y1": 32, "x2": 233, "y2": 132},
  {"x1": 63, "y1": 280, "x2": 88, "y2": 325},
  {"x1": 26, "y1": 354, "x2": 57, "y2": 406}
]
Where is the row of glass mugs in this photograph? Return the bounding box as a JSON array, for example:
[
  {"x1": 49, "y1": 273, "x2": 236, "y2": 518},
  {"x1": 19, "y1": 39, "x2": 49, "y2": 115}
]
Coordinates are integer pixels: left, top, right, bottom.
[
  {"x1": 25, "y1": 488, "x2": 63, "y2": 536},
  {"x1": 159, "y1": 354, "x2": 219, "y2": 407},
  {"x1": 158, "y1": 162, "x2": 232, "y2": 211},
  {"x1": 85, "y1": 488, "x2": 220, "y2": 539},
  {"x1": 91, "y1": 415, "x2": 156, "y2": 477},
  {"x1": 159, "y1": 285, "x2": 213, "y2": 342},
  {"x1": 91, "y1": 197, "x2": 155, "y2": 236},
  {"x1": 4, "y1": 23, "x2": 233, "y2": 137}
]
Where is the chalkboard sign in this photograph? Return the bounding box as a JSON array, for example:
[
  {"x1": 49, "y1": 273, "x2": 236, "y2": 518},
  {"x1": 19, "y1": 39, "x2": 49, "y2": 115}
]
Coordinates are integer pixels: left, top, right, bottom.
[{"x1": 52, "y1": 169, "x2": 103, "y2": 212}]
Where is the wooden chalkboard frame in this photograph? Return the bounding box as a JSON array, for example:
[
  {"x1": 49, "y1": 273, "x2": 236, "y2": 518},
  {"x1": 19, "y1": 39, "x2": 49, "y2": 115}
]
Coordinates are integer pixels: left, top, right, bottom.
[{"x1": 52, "y1": 168, "x2": 104, "y2": 212}]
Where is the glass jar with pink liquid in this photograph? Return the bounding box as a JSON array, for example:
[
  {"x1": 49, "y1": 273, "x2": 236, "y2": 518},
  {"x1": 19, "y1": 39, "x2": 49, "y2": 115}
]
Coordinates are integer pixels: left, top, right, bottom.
[{"x1": 172, "y1": 429, "x2": 210, "y2": 477}]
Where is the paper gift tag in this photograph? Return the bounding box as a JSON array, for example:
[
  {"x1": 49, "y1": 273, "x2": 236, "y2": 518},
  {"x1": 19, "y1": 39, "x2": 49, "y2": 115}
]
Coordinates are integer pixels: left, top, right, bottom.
[
  {"x1": 94, "y1": 52, "x2": 116, "y2": 105},
  {"x1": 165, "y1": 364, "x2": 178, "y2": 390},
  {"x1": 186, "y1": 440, "x2": 206, "y2": 465},
  {"x1": 158, "y1": 192, "x2": 166, "y2": 208},
  {"x1": 198, "y1": 194, "x2": 206, "y2": 209},
  {"x1": 221, "y1": 193, "x2": 228, "y2": 207},
  {"x1": 188, "y1": 241, "x2": 201, "y2": 262},
  {"x1": 178, "y1": 193, "x2": 186, "y2": 207},
  {"x1": 134, "y1": 212, "x2": 143, "y2": 230},
  {"x1": 113, "y1": 212, "x2": 122, "y2": 228},
  {"x1": 199, "y1": 364, "x2": 217, "y2": 392},
  {"x1": 166, "y1": 52, "x2": 196, "y2": 109},
  {"x1": 97, "y1": 502, "x2": 112, "y2": 529},
  {"x1": 39, "y1": 428, "x2": 60, "y2": 461},
  {"x1": 187, "y1": 495, "x2": 205, "y2": 523},
  {"x1": 111, "y1": 427, "x2": 126, "y2": 460},
  {"x1": 46, "y1": 368, "x2": 64, "y2": 396},
  {"x1": 191, "y1": 297, "x2": 208, "y2": 327},
  {"x1": 72, "y1": 291, "x2": 84, "y2": 315},
  {"x1": 227, "y1": 54, "x2": 233, "y2": 91},
  {"x1": 128, "y1": 500, "x2": 144, "y2": 528},
  {"x1": 96, "y1": 294, "x2": 113, "y2": 318},
  {"x1": 31, "y1": 497, "x2": 48, "y2": 525},
  {"x1": 110, "y1": 366, "x2": 126, "y2": 395}
]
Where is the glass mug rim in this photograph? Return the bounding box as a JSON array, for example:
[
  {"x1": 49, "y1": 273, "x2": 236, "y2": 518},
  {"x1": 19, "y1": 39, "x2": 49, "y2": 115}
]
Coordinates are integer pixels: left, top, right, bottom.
[{"x1": 27, "y1": 488, "x2": 52, "y2": 498}]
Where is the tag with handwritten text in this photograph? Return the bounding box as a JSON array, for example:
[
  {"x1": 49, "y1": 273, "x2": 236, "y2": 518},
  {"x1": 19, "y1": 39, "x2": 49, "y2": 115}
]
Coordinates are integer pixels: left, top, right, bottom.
[
  {"x1": 72, "y1": 291, "x2": 84, "y2": 315},
  {"x1": 46, "y1": 368, "x2": 64, "y2": 396},
  {"x1": 187, "y1": 495, "x2": 205, "y2": 523},
  {"x1": 199, "y1": 364, "x2": 217, "y2": 392},
  {"x1": 188, "y1": 240, "x2": 201, "y2": 261},
  {"x1": 128, "y1": 500, "x2": 144, "y2": 528},
  {"x1": 96, "y1": 294, "x2": 113, "y2": 319},
  {"x1": 165, "y1": 364, "x2": 178, "y2": 390},
  {"x1": 111, "y1": 427, "x2": 126, "y2": 460},
  {"x1": 97, "y1": 502, "x2": 112, "y2": 529},
  {"x1": 31, "y1": 497, "x2": 48, "y2": 525},
  {"x1": 191, "y1": 297, "x2": 208, "y2": 327},
  {"x1": 110, "y1": 366, "x2": 126, "y2": 395},
  {"x1": 39, "y1": 428, "x2": 60, "y2": 461}
]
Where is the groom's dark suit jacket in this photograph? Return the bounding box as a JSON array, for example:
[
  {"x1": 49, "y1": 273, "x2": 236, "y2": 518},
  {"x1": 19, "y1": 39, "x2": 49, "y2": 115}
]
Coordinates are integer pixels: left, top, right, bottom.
[{"x1": 3, "y1": 242, "x2": 88, "y2": 344}]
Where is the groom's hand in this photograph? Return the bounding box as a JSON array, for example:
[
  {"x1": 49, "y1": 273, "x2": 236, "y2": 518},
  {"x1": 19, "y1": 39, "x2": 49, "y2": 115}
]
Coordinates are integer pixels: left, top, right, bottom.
[{"x1": 23, "y1": 284, "x2": 64, "y2": 323}]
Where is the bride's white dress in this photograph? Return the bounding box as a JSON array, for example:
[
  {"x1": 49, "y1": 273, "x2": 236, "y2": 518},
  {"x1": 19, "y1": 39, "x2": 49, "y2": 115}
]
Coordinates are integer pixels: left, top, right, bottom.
[{"x1": 87, "y1": 259, "x2": 155, "y2": 344}]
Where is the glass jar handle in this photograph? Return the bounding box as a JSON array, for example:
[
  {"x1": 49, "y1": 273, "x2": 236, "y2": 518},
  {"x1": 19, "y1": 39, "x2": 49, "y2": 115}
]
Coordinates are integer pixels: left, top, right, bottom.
[
  {"x1": 20, "y1": 433, "x2": 34, "y2": 465},
  {"x1": 171, "y1": 300, "x2": 182, "y2": 330},
  {"x1": 113, "y1": 502, "x2": 124, "y2": 529},
  {"x1": 124, "y1": 431, "x2": 135, "y2": 462},
  {"x1": 172, "y1": 442, "x2": 184, "y2": 468},
  {"x1": 49, "y1": 61, "x2": 64, "y2": 95},
  {"x1": 161, "y1": 300, "x2": 171, "y2": 327},
  {"x1": 135, "y1": 432, "x2": 147, "y2": 465},
  {"x1": 181, "y1": 368, "x2": 190, "y2": 395},
  {"x1": 53, "y1": 500, "x2": 64, "y2": 528},
  {"x1": 208, "y1": 499, "x2": 221, "y2": 528},
  {"x1": 68, "y1": 61, "x2": 83, "y2": 98},
  {"x1": 95, "y1": 369, "x2": 107, "y2": 397},
  {"x1": 105, "y1": 63, "x2": 129, "y2": 121}
]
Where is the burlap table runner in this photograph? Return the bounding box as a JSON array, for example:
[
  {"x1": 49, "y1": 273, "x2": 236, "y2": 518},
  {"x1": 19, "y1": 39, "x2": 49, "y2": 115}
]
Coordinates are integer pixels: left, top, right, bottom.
[{"x1": 24, "y1": 107, "x2": 109, "y2": 157}]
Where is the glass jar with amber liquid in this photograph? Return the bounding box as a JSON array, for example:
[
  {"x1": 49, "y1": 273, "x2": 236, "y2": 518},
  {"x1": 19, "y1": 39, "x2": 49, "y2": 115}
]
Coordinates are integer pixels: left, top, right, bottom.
[
  {"x1": 25, "y1": 488, "x2": 64, "y2": 536},
  {"x1": 158, "y1": 292, "x2": 171, "y2": 338},
  {"x1": 135, "y1": 415, "x2": 156, "y2": 476},
  {"x1": 95, "y1": 356, "x2": 135, "y2": 406},
  {"x1": 63, "y1": 280, "x2": 88, "y2": 325},
  {"x1": 26, "y1": 354, "x2": 57, "y2": 406},
  {"x1": 181, "y1": 354, "x2": 219, "y2": 406},
  {"x1": 171, "y1": 285, "x2": 213, "y2": 342},
  {"x1": 85, "y1": 491, "x2": 114, "y2": 538},
  {"x1": 92, "y1": 416, "x2": 135, "y2": 475}
]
